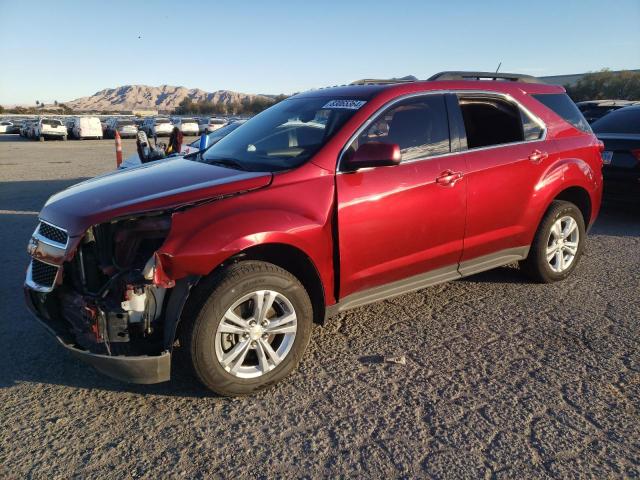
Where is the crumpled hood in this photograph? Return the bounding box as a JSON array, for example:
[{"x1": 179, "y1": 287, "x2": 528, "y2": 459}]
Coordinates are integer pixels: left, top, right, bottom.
[{"x1": 40, "y1": 158, "x2": 272, "y2": 236}]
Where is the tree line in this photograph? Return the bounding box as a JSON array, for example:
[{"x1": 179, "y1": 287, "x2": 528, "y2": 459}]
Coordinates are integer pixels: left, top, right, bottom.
[
  {"x1": 175, "y1": 94, "x2": 289, "y2": 116},
  {"x1": 565, "y1": 69, "x2": 640, "y2": 102}
]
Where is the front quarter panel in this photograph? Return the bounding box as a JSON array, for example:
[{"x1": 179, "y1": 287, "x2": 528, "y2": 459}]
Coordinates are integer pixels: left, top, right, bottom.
[{"x1": 157, "y1": 164, "x2": 337, "y2": 303}]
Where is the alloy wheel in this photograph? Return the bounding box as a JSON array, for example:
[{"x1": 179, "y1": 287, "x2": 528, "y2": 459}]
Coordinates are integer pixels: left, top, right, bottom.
[
  {"x1": 546, "y1": 215, "x2": 580, "y2": 273},
  {"x1": 214, "y1": 290, "x2": 297, "y2": 379}
]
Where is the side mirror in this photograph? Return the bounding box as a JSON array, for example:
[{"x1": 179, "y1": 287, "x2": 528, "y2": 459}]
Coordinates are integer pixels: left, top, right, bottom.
[{"x1": 344, "y1": 142, "x2": 401, "y2": 171}]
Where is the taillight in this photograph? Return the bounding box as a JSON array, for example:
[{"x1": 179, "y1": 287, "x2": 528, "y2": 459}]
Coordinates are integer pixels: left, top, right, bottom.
[
  {"x1": 631, "y1": 149, "x2": 640, "y2": 163},
  {"x1": 597, "y1": 140, "x2": 605, "y2": 153}
]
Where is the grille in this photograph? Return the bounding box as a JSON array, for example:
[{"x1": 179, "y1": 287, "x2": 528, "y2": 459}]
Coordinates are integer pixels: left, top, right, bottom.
[
  {"x1": 30, "y1": 259, "x2": 59, "y2": 288},
  {"x1": 38, "y1": 222, "x2": 68, "y2": 245}
]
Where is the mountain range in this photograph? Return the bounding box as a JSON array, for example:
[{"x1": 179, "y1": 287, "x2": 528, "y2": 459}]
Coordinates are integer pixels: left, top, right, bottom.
[{"x1": 65, "y1": 85, "x2": 274, "y2": 112}]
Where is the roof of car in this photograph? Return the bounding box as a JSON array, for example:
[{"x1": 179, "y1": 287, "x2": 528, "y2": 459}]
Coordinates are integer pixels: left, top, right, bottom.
[{"x1": 293, "y1": 78, "x2": 564, "y2": 101}]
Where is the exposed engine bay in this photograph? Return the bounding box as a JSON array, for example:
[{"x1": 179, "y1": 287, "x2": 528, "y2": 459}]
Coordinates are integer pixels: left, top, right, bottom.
[{"x1": 47, "y1": 214, "x2": 173, "y2": 355}]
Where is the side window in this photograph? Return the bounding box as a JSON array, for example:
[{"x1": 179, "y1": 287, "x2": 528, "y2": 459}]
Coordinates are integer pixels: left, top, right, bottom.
[
  {"x1": 349, "y1": 95, "x2": 450, "y2": 163},
  {"x1": 532, "y1": 93, "x2": 591, "y2": 133},
  {"x1": 520, "y1": 110, "x2": 544, "y2": 141},
  {"x1": 457, "y1": 95, "x2": 525, "y2": 149}
]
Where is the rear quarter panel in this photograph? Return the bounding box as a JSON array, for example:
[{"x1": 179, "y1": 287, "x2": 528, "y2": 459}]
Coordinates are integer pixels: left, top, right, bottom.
[{"x1": 525, "y1": 135, "x2": 602, "y2": 240}]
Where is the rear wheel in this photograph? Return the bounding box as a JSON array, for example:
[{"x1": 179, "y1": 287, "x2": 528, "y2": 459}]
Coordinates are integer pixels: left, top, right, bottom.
[
  {"x1": 181, "y1": 261, "x2": 313, "y2": 396},
  {"x1": 520, "y1": 200, "x2": 586, "y2": 283}
]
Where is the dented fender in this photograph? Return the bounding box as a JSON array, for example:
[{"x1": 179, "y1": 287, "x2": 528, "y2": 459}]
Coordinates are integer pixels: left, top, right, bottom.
[{"x1": 155, "y1": 166, "x2": 337, "y2": 304}]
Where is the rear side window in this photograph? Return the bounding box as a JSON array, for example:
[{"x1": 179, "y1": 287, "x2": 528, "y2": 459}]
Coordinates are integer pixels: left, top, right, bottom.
[
  {"x1": 533, "y1": 93, "x2": 591, "y2": 133},
  {"x1": 592, "y1": 108, "x2": 640, "y2": 135},
  {"x1": 348, "y1": 94, "x2": 450, "y2": 162},
  {"x1": 457, "y1": 95, "x2": 525, "y2": 149}
]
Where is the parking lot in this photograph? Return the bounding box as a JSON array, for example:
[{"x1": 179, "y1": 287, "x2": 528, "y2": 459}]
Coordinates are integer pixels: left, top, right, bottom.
[{"x1": 0, "y1": 134, "x2": 638, "y2": 478}]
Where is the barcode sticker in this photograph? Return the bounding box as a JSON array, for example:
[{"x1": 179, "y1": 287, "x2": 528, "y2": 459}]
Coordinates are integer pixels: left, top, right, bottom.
[{"x1": 322, "y1": 100, "x2": 367, "y2": 110}]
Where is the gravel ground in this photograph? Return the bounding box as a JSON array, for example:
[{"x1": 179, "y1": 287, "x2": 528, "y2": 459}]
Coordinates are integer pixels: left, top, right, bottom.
[{"x1": 0, "y1": 135, "x2": 638, "y2": 479}]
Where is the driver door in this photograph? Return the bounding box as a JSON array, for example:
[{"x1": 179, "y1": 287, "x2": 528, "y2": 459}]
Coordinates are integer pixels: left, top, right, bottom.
[{"x1": 336, "y1": 94, "x2": 468, "y2": 298}]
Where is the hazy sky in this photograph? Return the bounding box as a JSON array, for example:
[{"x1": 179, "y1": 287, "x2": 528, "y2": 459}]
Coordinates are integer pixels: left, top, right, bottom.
[{"x1": 0, "y1": 0, "x2": 638, "y2": 105}]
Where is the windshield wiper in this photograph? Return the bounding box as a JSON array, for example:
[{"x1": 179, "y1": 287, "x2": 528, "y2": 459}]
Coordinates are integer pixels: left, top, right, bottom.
[{"x1": 206, "y1": 158, "x2": 247, "y2": 171}]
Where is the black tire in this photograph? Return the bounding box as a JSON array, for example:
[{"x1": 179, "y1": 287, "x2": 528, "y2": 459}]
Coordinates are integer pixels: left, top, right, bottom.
[
  {"x1": 519, "y1": 200, "x2": 586, "y2": 283},
  {"x1": 181, "y1": 261, "x2": 313, "y2": 396}
]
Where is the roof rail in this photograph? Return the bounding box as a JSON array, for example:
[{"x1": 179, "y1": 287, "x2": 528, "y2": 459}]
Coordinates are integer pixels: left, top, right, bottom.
[
  {"x1": 428, "y1": 71, "x2": 544, "y2": 84},
  {"x1": 350, "y1": 76, "x2": 418, "y2": 86}
]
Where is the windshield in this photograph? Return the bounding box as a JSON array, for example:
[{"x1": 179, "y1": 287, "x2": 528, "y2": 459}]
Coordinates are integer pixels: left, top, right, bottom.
[
  {"x1": 200, "y1": 97, "x2": 362, "y2": 172},
  {"x1": 118, "y1": 119, "x2": 134, "y2": 126},
  {"x1": 156, "y1": 118, "x2": 170, "y2": 124},
  {"x1": 42, "y1": 119, "x2": 62, "y2": 126},
  {"x1": 181, "y1": 118, "x2": 197, "y2": 123},
  {"x1": 188, "y1": 121, "x2": 245, "y2": 148}
]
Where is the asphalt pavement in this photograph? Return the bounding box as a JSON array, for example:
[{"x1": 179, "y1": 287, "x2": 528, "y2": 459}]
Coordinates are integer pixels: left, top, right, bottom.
[{"x1": 0, "y1": 135, "x2": 638, "y2": 478}]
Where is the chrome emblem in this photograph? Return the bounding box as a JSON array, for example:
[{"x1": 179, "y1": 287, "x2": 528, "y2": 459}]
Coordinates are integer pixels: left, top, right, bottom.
[{"x1": 27, "y1": 236, "x2": 39, "y2": 256}]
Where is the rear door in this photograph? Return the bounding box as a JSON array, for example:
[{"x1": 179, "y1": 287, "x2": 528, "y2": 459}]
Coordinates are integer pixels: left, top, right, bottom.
[
  {"x1": 336, "y1": 93, "x2": 468, "y2": 297},
  {"x1": 450, "y1": 93, "x2": 548, "y2": 267}
]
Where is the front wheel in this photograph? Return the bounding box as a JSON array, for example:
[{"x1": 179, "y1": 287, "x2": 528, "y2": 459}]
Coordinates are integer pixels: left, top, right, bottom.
[
  {"x1": 519, "y1": 200, "x2": 586, "y2": 283},
  {"x1": 181, "y1": 261, "x2": 313, "y2": 396}
]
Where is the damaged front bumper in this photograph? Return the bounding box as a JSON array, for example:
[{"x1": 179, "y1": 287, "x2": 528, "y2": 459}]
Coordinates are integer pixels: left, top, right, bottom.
[{"x1": 24, "y1": 287, "x2": 171, "y2": 384}]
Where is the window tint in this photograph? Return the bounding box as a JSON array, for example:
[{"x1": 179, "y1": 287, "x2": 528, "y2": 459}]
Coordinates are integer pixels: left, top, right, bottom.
[
  {"x1": 458, "y1": 95, "x2": 524, "y2": 148},
  {"x1": 533, "y1": 93, "x2": 591, "y2": 133},
  {"x1": 349, "y1": 95, "x2": 450, "y2": 163},
  {"x1": 591, "y1": 107, "x2": 640, "y2": 135}
]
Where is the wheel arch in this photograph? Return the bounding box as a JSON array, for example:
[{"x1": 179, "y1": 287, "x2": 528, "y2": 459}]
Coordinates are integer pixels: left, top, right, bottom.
[
  {"x1": 173, "y1": 242, "x2": 328, "y2": 348},
  {"x1": 553, "y1": 186, "x2": 592, "y2": 226},
  {"x1": 229, "y1": 243, "x2": 327, "y2": 325}
]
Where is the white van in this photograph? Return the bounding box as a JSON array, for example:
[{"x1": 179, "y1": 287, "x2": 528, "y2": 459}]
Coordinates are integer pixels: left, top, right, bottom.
[{"x1": 71, "y1": 116, "x2": 103, "y2": 140}]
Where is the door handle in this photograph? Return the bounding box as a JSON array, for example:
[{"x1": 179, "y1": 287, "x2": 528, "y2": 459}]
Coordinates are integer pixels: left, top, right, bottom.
[
  {"x1": 436, "y1": 170, "x2": 464, "y2": 187},
  {"x1": 529, "y1": 150, "x2": 548, "y2": 164}
]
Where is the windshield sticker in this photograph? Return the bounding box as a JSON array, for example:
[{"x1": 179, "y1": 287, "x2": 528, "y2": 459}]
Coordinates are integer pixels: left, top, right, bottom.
[{"x1": 322, "y1": 99, "x2": 367, "y2": 110}]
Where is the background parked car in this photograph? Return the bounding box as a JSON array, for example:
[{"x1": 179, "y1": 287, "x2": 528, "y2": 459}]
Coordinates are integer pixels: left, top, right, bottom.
[
  {"x1": 20, "y1": 120, "x2": 35, "y2": 137},
  {"x1": 592, "y1": 105, "x2": 640, "y2": 201},
  {"x1": 0, "y1": 120, "x2": 14, "y2": 133},
  {"x1": 104, "y1": 118, "x2": 138, "y2": 138},
  {"x1": 64, "y1": 118, "x2": 75, "y2": 137},
  {"x1": 577, "y1": 100, "x2": 640, "y2": 124},
  {"x1": 172, "y1": 117, "x2": 199, "y2": 136},
  {"x1": 142, "y1": 117, "x2": 173, "y2": 137},
  {"x1": 69, "y1": 116, "x2": 102, "y2": 140},
  {"x1": 198, "y1": 117, "x2": 227, "y2": 134},
  {"x1": 34, "y1": 118, "x2": 67, "y2": 141}
]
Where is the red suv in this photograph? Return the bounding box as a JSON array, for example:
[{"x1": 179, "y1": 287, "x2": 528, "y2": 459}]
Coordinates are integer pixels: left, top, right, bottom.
[{"x1": 25, "y1": 72, "x2": 603, "y2": 395}]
